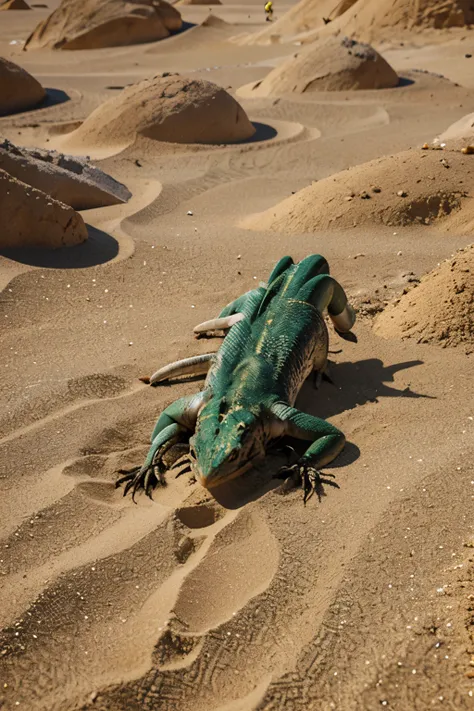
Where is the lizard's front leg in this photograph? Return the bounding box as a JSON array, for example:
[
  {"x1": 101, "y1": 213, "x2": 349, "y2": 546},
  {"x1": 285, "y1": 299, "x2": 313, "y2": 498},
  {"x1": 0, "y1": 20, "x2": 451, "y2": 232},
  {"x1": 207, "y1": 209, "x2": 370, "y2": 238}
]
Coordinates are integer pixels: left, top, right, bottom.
[
  {"x1": 116, "y1": 391, "x2": 208, "y2": 501},
  {"x1": 270, "y1": 402, "x2": 345, "y2": 502}
]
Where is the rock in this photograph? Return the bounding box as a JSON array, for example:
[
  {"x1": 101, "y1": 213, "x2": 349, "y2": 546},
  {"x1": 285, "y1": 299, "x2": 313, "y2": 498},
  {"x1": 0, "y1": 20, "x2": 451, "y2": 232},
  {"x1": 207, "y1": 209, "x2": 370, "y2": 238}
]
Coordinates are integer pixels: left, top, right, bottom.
[
  {"x1": 24, "y1": 0, "x2": 182, "y2": 51},
  {"x1": 248, "y1": 36, "x2": 399, "y2": 96},
  {"x1": 0, "y1": 139, "x2": 131, "y2": 210},
  {"x1": 0, "y1": 169, "x2": 87, "y2": 249},
  {"x1": 62, "y1": 75, "x2": 256, "y2": 155},
  {"x1": 0, "y1": 57, "x2": 45, "y2": 116}
]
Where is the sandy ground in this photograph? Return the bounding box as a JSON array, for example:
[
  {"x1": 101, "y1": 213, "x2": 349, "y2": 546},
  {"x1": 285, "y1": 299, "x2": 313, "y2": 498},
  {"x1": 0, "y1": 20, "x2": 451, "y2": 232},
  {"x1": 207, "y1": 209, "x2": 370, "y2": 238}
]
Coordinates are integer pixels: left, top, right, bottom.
[{"x1": 0, "y1": 2, "x2": 473, "y2": 710}]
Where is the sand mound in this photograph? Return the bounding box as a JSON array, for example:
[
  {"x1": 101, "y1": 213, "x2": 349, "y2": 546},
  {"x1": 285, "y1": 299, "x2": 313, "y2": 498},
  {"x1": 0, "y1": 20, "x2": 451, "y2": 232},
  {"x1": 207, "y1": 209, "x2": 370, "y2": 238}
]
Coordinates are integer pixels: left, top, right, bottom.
[
  {"x1": 0, "y1": 0, "x2": 31, "y2": 9},
  {"x1": 249, "y1": 36, "x2": 398, "y2": 96},
  {"x1": 240, "y1": 0, "x2": 357, "y2": 45},
  {"x1": 0, "y1": 58, "x2": 45, "y2": 116},
  {"x1": 434, "y1": 112, "x2": 474, "y2": 151},
  {"x1": 0, "y1": 139, "x2": 131, "y2": 210},
  {"x1": 24, "y1": 0, "x2": 182, "y2": 51},
  {"x1": 62, "y1": 75, "x2": 255, "y2": 154},
  {"x1": 243, "y1": 149, "x2": 473, "y2": 232},
  {"x1": 375, "y1": 245, "x2": 474, "y2": 347},
  {"x1": 0, "y1": 169, "x2": 87, "y2": 249},
  {"x1": 296, "y1": 0, "x2": 474, "y2": 44}
]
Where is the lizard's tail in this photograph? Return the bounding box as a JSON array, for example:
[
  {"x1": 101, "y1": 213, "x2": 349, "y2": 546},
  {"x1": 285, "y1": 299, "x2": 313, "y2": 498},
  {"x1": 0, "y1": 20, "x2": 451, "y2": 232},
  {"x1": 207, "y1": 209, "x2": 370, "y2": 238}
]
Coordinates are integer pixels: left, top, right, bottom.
[{"x1": 142, "y1": 353, "x2": 215, "y2": 386}]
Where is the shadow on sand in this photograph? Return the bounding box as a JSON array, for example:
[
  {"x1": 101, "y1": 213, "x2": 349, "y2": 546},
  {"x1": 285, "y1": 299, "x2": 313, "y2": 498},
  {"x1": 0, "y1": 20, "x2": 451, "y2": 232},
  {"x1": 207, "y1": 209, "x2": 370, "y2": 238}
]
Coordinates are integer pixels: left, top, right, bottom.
[
  {"x1": 0, "y1": 225, "x2": 118, "y2": 269},
  {"x1": 204, "y1": 358, "x2": 432, "y2": 509}
]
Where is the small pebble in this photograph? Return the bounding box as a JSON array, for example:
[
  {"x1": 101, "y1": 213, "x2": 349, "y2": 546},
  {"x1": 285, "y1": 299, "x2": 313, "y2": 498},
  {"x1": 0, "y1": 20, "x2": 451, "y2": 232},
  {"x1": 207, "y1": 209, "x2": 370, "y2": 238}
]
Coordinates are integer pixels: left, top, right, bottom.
[{"x1": 397, "y1": 190, "x2": 407, "y2": 198}]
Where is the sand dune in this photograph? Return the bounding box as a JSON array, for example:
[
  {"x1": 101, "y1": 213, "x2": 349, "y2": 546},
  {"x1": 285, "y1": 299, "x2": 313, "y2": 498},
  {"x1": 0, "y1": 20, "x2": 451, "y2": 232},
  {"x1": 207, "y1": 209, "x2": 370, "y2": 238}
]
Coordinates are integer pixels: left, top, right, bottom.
[
  {"x1": 24, "y1": 0, "x2": 182, "y2": 50},
  {"x1": 375, "y1": 244, "x2": 474, "y2": 348},
  {"x1": 247, "y1": 36, "x2": 399, "y2": 96},
  {"x1": 1, "y1": 2, "x2": 474, "y2": 710},
  {"x1": 60, "y1": 74, "x2": 256, "y2": 157},
  {"x1": 242, "y1": 147, "x2": 474, "y2": 232}
]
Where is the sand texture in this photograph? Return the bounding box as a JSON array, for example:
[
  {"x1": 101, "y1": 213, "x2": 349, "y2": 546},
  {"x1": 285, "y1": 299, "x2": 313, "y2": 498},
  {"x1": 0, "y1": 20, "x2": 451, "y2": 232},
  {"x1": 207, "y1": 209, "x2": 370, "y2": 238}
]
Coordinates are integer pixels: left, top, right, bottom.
[
  {"x1": 62, "y1": 75, "x2": 256, "y2": 156},
  {"x1": 248, "y1": 36, "x2": 399, "y2": 95},
  {"x1": 375, "y1": 245, "x2": 474, "y2": 347},
  {"x1": 0, "y1": 139, "x2": 131, "y2": 210},
  {"x1": 243, "y1": 148, "x2": 474, "y2": 232},
  {"x1": 0, "y1": 169, "x2": 88, "y2": 248},
  {"x1": 240, "y1": 0, "x2": 358, "y2": 44},
  {"x1": 0, "y1": 57, "x2": 45, "y2": 116},
  {"x1": 24, "y1": 0, "x2": 182, "y2": 50},
  {"x1": 0, "y1": 2, "x2": 474, "y2": 710}
]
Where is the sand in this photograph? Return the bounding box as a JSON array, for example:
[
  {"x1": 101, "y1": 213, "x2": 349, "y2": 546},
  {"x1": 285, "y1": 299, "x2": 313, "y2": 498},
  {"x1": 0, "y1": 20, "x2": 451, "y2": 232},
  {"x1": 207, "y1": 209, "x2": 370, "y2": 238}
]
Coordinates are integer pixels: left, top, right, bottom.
[
  {"x1": 61, "y1": 74, "x2": 256, "y2": 156},
  {"x1": 0, "y1": 169, "x2": 88, "y2": 248},
  {"x1": 0, "y1": 57, "x2": 45, "y2": 116},
  {"x1": 0, "y1": 139, "x2": 132, "y2": 210},
  {"x1": 0, "y1": 2, "x2": 474, "y2": 710},
  {"x1": 375, "y1": 244, "x2": 474, "y2": 348},
  {"x1": 247, "y1": 36, "x2": 399, "y2": 95},
  {"x1": 242, "y1": 147, "x2": 474, "y2": 232},
  {"x1": 24, "y1": 0, "x2": 182, "y2": 50}
]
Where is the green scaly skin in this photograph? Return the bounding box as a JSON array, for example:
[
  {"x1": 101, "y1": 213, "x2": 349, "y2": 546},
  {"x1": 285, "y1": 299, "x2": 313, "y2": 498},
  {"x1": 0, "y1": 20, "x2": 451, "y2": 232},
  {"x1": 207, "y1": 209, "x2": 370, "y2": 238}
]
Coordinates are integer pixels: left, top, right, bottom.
[{"x1": 117, "y1": 255, "x2": 356, "y2": 502}]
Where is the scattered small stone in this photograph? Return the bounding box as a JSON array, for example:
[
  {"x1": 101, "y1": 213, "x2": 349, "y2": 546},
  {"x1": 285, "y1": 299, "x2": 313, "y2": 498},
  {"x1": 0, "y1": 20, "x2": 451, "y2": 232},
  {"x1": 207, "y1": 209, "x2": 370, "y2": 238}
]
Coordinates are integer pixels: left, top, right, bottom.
[
  {"x1": 440, "y1": 158, "x2": 449, "y2": 168},
  {"x1": 135, "y1": 159, "x2": 142, "y2": 167},
  {"x1": 397, "y1": 190, "x2": 407, "y2": 197},
  {"x1": 421, "y1": 143, "x2": 430, "y2": 150},
  {"x1": 461, "y1": 145, "x2": 474, "y2": 154},
  {"x1": 397, "y1": 251, "x2": 403, "y2": 256},
  {"x1": 344, "y1": 195, "x2": 353, "y2": 201},
  {"x1": 359, "y1": 191, "x2": 371, "y2": 199},
  {"x1": 371, "y1": 185, "x2": 381, "y2": 193},
  {"x1": 187, "y1": 210, "x2": 193, "y2": 216},
  {"x1": 465, "y1": 53, "x2": 472, "y2": 58}
]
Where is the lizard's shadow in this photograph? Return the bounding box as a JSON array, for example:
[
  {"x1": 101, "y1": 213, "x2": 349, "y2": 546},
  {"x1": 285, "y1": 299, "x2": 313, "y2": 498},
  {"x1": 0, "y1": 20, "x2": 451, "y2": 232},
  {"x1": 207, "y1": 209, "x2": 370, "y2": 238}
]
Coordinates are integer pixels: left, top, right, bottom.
[
  {"x1": 296, "y1": 357, "x2": 430, "y2": 421},
  {"x1": 208, "y1": 358, "x2": 430, "y2": 510}
]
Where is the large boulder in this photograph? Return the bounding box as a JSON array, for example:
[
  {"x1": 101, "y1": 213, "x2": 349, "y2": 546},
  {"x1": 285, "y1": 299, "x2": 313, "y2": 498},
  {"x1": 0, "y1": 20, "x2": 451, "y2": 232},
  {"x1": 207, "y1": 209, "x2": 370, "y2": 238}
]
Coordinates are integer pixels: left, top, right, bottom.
[
  {"x1": 0, "y1": 139, "x2": 131, "y2": 210},
  {"x1": 434, "y1": 112, "x2": 474, "y2": 150},
  {"x1": 24, "y1": 0, "x2": 182, "y2": 51},
  {"x1": 62, "y1": 74, "x2": 256, "y2": 155},
  {"x1": 0, "y1": 57, "x2": 45, "y2": 116},
  {"x1": 248, "y1": 36, "x2": 399, "y2": 96},
  {"x1": 0, "y1": 169, "x2": 87, "y2": 249}
]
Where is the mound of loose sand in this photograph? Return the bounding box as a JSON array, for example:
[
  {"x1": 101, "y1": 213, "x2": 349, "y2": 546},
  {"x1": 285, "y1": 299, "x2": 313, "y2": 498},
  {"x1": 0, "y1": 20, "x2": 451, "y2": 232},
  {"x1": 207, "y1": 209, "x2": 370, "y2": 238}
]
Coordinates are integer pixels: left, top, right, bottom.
[
  {"x1": 298, "y1": 0, "x2": 474, "y2": 44},
  {"x1": 62, "y1": 75, "x2": 255, "y2": 154},
  {"x1": 434, "y1": 112, "x2": 474, "y2": 151},
  {"x1": 240, "y1": 0, "x2": 357, "y2": 45},
  {"x1": 0, "y1": 58, "x2": 45, "y2": 116},
  {"x1": 0, "y1": 139, "x2": 131, "y2": 210},
  {"x1": 0, "y1": 0, "x2": 31, "y2": 9},
  {"x1": 0, "y1": 169, "x2": 87, "y2": 249},
  {"x1": 24, "y1": 0, "x2": 182, "y2": 51},
  {"x1": 375, "y1": 245, "x2": 474, "y2": 347},
  {"x1": 243, "y1": 149, "x2": 473, "y2": 232},
  {"x1": 249, "y1": 36, "x2": 398, "y2": 96}
]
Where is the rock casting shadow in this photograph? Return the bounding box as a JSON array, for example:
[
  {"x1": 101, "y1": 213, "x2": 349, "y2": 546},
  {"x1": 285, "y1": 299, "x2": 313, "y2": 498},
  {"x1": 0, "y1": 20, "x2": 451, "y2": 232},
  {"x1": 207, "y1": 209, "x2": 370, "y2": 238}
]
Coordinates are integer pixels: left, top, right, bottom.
[{"x1": 0, "y1": 225, "x2": 118, "y2": 268}]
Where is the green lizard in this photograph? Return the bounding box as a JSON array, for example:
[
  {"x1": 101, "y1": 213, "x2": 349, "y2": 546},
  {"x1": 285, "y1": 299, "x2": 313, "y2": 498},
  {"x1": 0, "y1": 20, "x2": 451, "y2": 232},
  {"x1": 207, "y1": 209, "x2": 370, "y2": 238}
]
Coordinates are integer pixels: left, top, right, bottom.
[{"x1": 117, "y1": 254, "x2": 356, "y2": 501}]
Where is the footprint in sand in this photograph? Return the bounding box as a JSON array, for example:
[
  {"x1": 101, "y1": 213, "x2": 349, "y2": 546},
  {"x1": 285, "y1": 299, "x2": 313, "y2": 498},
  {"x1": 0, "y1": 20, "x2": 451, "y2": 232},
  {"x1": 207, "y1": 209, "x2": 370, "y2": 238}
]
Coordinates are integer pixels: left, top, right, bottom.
[{"x1": 170, "y1": 508, "x2": 279, "y2": 636}]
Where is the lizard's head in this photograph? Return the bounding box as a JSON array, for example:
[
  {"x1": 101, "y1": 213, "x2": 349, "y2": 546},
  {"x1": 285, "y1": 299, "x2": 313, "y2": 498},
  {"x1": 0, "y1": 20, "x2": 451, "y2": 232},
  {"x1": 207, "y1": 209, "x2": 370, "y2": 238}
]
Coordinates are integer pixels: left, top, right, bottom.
[{"x1": 189, "y1": 402, "x2": 265, "y2": 489}]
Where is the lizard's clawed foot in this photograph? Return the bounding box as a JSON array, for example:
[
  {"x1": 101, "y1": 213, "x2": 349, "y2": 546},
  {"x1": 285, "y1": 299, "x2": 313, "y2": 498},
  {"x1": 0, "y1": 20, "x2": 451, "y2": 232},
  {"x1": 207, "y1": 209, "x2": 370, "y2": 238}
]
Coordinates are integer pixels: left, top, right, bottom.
[
  {"x1": 116, "y1": 464, "x2": 167, "y2": 502},
  {"x1": 273, "y1": 461, "x2": 339, "y2": 503}
]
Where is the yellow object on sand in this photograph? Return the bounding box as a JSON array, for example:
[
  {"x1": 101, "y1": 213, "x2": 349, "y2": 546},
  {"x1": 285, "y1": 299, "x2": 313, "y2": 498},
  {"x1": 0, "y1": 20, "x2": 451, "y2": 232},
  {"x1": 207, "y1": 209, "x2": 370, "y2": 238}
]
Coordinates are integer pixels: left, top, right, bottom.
[{"x1": 264, "y1": 1, "x2": 273, "y2": 13}]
